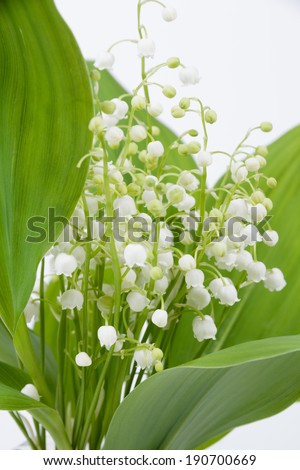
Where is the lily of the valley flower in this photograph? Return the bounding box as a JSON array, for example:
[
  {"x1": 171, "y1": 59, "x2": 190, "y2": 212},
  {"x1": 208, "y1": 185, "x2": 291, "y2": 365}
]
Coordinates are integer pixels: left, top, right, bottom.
[
  {"x1": 98, "y1": 326, "x2": 118, "y2": 350},
  {"x1": 75, "y1": 352, "x2": 92, "y2": 367},
  {"x1": 192, "y1": 315, "x2": 217, "y2": 342},
  {"x1": 21, "y1": 384, "x2": 40, "y2": 401},
  {"x1": 61, "y1": 289, "x2": 84, "y2": 310}
]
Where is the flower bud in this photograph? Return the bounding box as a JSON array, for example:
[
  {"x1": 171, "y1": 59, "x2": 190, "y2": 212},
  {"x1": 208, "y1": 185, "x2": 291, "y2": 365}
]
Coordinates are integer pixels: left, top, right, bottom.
[
  {"x1": 260, "y1": 122, "x2": 273, "y2": 132},
  {"x1": 131, "y1": 95, "x2": 146, "y2": 110},
  {"x1": 267, "y1": 177, "x2": 277, "y2": 188},
  {"x1": 130, "y1": 125, "x2": 147, "y2": 142},
  {"x1": 256, "y1": 155, "x2": 267, "y2": 168},
  {"x1": 152, "y1": 348, "x2": 164, "y2": 361},
  {"x1": 147, "y1": 141, "x2": 164, "y2": 157},
  {"x1": 187, "y1": 141, "x2": 201, "y2": 154},
  {"x1": 166, "y1": 57, "x2": 180, "y2": 68},
  {"x1": 148, "y1": 102, "x2": 163, "y2": 117},
  {"x1": 128, "y1": 142, "x2": 138, "y2": 155},
  {"x1": 98, "y1": 325, "x2": 117, "y2": 350},
  {"x1": 171, "y1": 106, "x2": 185, "y2": 118},
  {"x1": 114, "y1": 195, "x2": 137, "y2": 217},
  {"x1": 21, "y1": 384, "x2": 40, "y2": 401},
  {"x1": 88, "y1": 116, "x2": 105, "y2": 134},
  {"x1": 211, "y1": 241, "x2": 227, "y2": 257},
  {"x1": 146, "y1": 156, "x2": 158, "y2": 170},
  {"x1": 137, "y1": 38, "x2": 155, "y2": 58},
  {"x1": 166, "y1": 184, "x2": 186, "y2": 204},
  {"x1": 251, "y1": 190, "x2": 265, "y2": 204},
  {"x1": 256, "y1": 145, "x2": 268, "y2": 157},
  {"x1": 162, "y1": 85, "x2": 177, "y2": 98},
  {"x1": 127, "y1": 183, "x2": 141, "y2": 197},
  {"x1": 152, "y1": 126, "x2": 160, "y2": 137},
  {"x1": 109, "y1": 169, "x2": 123, "y2": 184},
  {"x1": 245, "y1": 157, "x2": 260, "y2": 172},
  {"x1": 94, "y1": 51, "x2": 115, "y2": 70},
  {"x1": 179, "y1": 98, "x2": 190, "y2": 110},
  {"x1": 162, "y1": 5, "x2": 177, "y2": 21},
  {"x1": 150, "y1": 266, "x2": 163, "y2": 280},
  {"x1": 263, "y1": 197, "x2": 273, "y2": 211},
  {"x1": 138, "y1": 150, "x2": 147, "y2": 162},
  {"x1": 100, "y1": 101, "x2": 116, "y2": 114},
  {"x1": 116, "y1": 183, "x2": 127, "y2": 195},
  {"x1": 152, "y1": 309, "x2": 168, "y2": 328},
  {"x1": 179, "y1": 66, "x2": 200, "y2": 85},
  {"x1": 205, "y1": 109, "x2": 217, "y2": 124},
  {"x1": 105, "y1": 126, "x2": 124, "y2": 148},
  {"x1": 147, "y1": 199, "x2": 163, "y2": 215},
  {"x1": 75, "y1": 352, "x2": 92, "y2": 367},
  {"x1": 188, "y1": 129, "x2": 198, "y2": 137},
  {"x1": 97, "y1": 295, "x2": 113, "y2": 314},
  {"x1": 197, "y1": 151, "x2": 213, "y2": 167},
  {"x1": 156, "y1": 183, "x2": 166, "y2": 194},
  {"x1": 90, "y1": 69, "x2": 101, "y2": 81},
  {"x1": 145, "y1": 175, "x2": 158, "y2": 187},
  {"x1": 155, "y1": 361, "x2": 164, "y2": 372},
  {"x1": 178, "y1": 144, "x2": 189, "y2": 156}
]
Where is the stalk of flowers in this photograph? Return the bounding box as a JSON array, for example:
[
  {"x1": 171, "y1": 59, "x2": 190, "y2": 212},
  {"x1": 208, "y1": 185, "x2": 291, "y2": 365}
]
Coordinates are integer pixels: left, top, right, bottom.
[{"x1": 22, "y1": 0, "x2": 286, "y2": 449}]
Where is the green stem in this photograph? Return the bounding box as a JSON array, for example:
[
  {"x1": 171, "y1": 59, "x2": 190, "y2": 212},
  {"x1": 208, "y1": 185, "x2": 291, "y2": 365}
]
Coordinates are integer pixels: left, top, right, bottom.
[{"x1": 39, "y1": 257, "x2": 45, "y2": 374}]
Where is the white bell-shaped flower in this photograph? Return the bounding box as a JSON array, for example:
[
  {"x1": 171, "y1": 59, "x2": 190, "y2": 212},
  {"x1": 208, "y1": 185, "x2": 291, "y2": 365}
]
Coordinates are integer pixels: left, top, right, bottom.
[
  {"x1": 114, "y1": 334, "x2": 125, "y2": 353},
  {"x1": 124, "y1": 243, "x2": 147, "y2": 268},
  {"x1": 142, "y1": 189, "x2": 157, "y2": 204},
  {"x1": 121, "y1": 268, "x2": 137, "y2": 290},
  {"x1": 175, "y1": 194, "x2": 196, "y2": 212},
  {"x1": 186, "y1": 287, "x2": 211, "y2": 309},
  {"x1": 105, "y1": 126, "x2": 124, "y2": 147},
  {"x1": 61, "y1": 289, "x2": 84, "y2": 310},
  {"x1": 154, "y1": 276, "x2": 169, "y2": 294},
  {"x1": 251, "y1": 203, "x2": 267, "y2": 223},
  {"x1": 129, "y1": 125, "x2": 147, "y2": 142},
  {"x1": 209, "y1": 277, "x2": 231, "y2": 298},
  {"x1": 193, "y1": 315, "x2": 217, "y2": 342},
  {"x1": 24, "y1": 297, "x2": 40, "y2": 323},
  {"x1": 235, "y1": 250, "x2": 253, "y2": 271},
  {"x1": 54, "y1": 253, "x2": 77, "y2": 277},
  {"x1": 88, "y1": 116, "x2": 105, "y2": 134},
  {"x1": 98, "y1": 325, "x2": 117, "y2": 350},
  {"x1": 111, "y1": 98, "x2": 129, "y2": 121},
  {"x1": 148, "y1": 102, "x2": 163, "y2": 117},
  {"x1": 159, "y1": 226, "x2": 174, "y2": 248},
  {"x1": 162, "y1": 5, "x2": 177, "y2": 21},
  {"x1": 178, "y1": 171, "x2": 199, "y2": 191},
  {"x1": 185, "y1": 269, "x2": 204, "y2": 289},
  {"x1": 21, "y1": 384, "x2": 40, "y2": 401},
  {"x1": 179, "y1": 254, "x2": 196, "y2": 272},
  {"x1": 179, "y1": 66, "x2": 200, "y2": 85},
  {"x1": 215, "y1": 253, "x2": 237, "y2": 272},
  {"x1": 245, "y1": 157, "x2": 260, "y2": 172},
  {"x1": 152, "y1": 309, "x2": 168, "y2": 328},
  {"x1": 240, "y1": 224, "x2": 262, "y2": 246},
  {"x1": 113, "y1": 195, "x2": 137, "y2": 217},
  {"x1": 157, "y1": 251, "x2": 174, "y2": 270},
  {"x1": 94, "y1": 51, "x2": 115, "y2": 70},
  {"x1": 137, "y1": 38, "x2": 156, "y2": 58},
  {"x1": 134, "y1": 349, "x2": 154, "y2": 369},
  {"x1": 197, "y1": 151, "x2": 212, "y2": 167},
  {"x1": 75, "y1": 352, "x2": 92, "y2": 367},
  {"x1": 247, "y1": 261, "x2": 267, "y2": 282},
  {"x1": 226, "y1": 198, "x2": 250, "y2": 221},
  {"x1": 264, "y1": 268, "x2": 286, "y2": 292},
  {"x1": 218, "y1": 284, "x2": 240, "y2": 306},
  {"x1": 71, "y1": 246, "x2": 86, "y2": 266},
  {"x1": 127, "y1": 291, "x2": 150, "y2": 312},
  {"x1": 147, "y1": 141, "x2": 164, "y2": 157},
  {"x1": 263, "y1": 230, "x2": 279, "y2": 247},
  {"x1": 231, "y1": 162, "x2": 248, "y2": 183}
]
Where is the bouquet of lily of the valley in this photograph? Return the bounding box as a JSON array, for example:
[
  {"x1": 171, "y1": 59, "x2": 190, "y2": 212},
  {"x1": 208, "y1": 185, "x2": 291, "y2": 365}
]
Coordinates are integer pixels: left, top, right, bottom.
[{"x1": 0, "y1": 0, "x2": 299, "y2": 451}]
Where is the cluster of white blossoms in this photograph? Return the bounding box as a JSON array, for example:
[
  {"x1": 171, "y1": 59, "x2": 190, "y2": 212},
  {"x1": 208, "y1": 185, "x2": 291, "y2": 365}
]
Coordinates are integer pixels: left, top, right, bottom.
[{"x1": 23, "y1": 0, "x2": 286, "y2": 382}]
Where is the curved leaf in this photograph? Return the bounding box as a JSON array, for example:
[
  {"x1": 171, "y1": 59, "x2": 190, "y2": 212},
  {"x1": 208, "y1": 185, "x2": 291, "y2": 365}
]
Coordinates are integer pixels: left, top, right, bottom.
[
  {"x1": 105, "y1": 336, "x2": 300, "y2": 450},
  {"x1": 0, "y1": 0, "x2": 93, "y2": 331},
  {"x1": 169, "y1": 126, "x2": 300, "y2": 366}
]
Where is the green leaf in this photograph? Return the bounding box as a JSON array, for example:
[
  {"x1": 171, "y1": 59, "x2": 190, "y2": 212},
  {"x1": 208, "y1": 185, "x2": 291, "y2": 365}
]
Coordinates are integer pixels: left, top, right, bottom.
[
  {"x1": 87, "y1": 65, "x2": 197, "y2": 171},
  {"x1": 0, "y1": 320, "x2": 17, "y2": 366},
  {"x1": 0, "y1": 382, "x2": 71, "y2": 449},
  {"x1": 104, "y1": 335, "x2": 300, "y2": 450},
  {"x1": 0, "y1": 361, "x2": 30, "y2": 389},
  {"x1": 0, "y1": 0, "x2": 93, "y2": 331},
  {"x1": 168, "y1": 126, "x2": 300, "y2": 366}
]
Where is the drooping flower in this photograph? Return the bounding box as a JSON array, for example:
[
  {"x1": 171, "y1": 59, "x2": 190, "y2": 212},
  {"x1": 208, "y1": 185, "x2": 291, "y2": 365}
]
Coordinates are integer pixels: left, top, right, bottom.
[
  {"x1": 114, "y1": 195, "x2": 137, "y2": 217},
  {"x1": 186, "y1": 286, "x2": 211, "y2": 309},
  {"x1": 151, "y1": 309, "x2": 168, "y2": 328},
  {"x1": 54, "y1": 253, "x2": 77, "y2": 277},
  {"x1": 94, "y1": 51, "x2": 115, "y2": 70},
  {"x1": 264, "y1": 268, "x2": 286, "y2": 292},
  {"x1": 197, "y1": 151, "x2": 212, "y2": 167},
  {"x1": 217, "y1": 284, "x2": 240, "y2": 306},
  {"x1": 161, "y1": 5, "x2": 177, "y2": 22},
  {"x1": 137, "y1": 38, "x2": 156, "y2": 58},
  {"x1": 134, "y1": 348, "x2": 154, "y2": 369},
  {"x1": 98, "y1": 326, "x2": 117, "y2": 350},
  {"x1": 247, "y1": 261, "x2": 267, "y2": 282},
  {"x1": 105, "y1": 126, "x2": 124, "y2": 148},
  {"x1": 124, "y1": 244, "x2": 147, "y2": 268},
  {"x1": 179, "y1": 66, "x2": 200, "y2": 85},
  {"x1": 185, "y1": 269, "x2": 205, "y2": 289},
  {"x1": 147, "y1": 141, "x2": 164, "y2": 157},
  {"x1": 127, "y1": 291, "x2": 150, "y2": 312},
  {"x1": 61, "y1": 289, "x2": 84, "y2": 310},
  {"x1": 129, "y1": 125, "x2": 148, "y2": 142},
  {"x1": 179, "y1": 254, "x2": 196, "y2": 272},
  {"x1": 263, "y1": 230, "x2": 279, "y2": 247},
  {"x1": 75, "y1": 352, "x2": 92, "y2": 367},
  {"x1": 192, "y1": 315, "x2": 217, "y2": 342},
  {"x1": 148, "y1": 102, "x2": 163, "y2": 117}
]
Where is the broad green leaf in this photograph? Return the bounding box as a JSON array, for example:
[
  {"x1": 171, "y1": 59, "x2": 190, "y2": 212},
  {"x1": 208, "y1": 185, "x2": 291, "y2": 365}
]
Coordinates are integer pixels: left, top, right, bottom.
[
  {"x1": 0, "y1": 383, "x2": 71, "y2": 449},
  {"x1": 168, "y1": 126, "x2": 300, "y2": 366},
  {"x1": 87, "y1": 65, "x2": 197, "y2": 171},
  {"x1": 0, "y1": 362, "x2": 30, "y2": 389},
  {"x1": 0, "y1": 0, "x2": 93, "y2": 331},
  {"x1": 104, "y1": 335, "x2": 300, "y2": 450},
  {"x1": 0, "y1": 320, "x2": 17, "y2": 366}
]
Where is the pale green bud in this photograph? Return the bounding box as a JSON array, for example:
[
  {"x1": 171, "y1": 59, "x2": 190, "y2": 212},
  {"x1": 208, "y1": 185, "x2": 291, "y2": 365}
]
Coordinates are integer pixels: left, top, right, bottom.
[
  {"x1": 263, "y1": 198, "x2": 273, "y2": 210},
  {"x1": 90, "y1": 69, "x2": 101, "y2": 81},
  {"x1": 145, "y1": 175, "x2": 158, "y2": 188},
  {"x1": 138, "y1": 150, "x2": 147, "y2": 162},
  {"x1": 167, "y1": 186, "x2": 185, "y2": 204},
  {"x1": 147, "y1": 199, "x2": 163, "y2": 215},
  {"x1": 211, "y1": 241, "x2": 227, "y2": 257},
  {"x1": 181, "y1": 231, "x2": 194, "y2": 246},
  {"x1": 150, "y1": 267, "x2": 163, "y2": 280},
  {"x1": 188, "y1": 129, "x2": 199, "y2": 137},
  {"x1": 209, "y1": 208, "x2": 223, "y2": 220},
  {"x1": 93, "y1": 174, "x2": 104, "y2": 185},
  {"x1": 135, "y1": 174, "x2": 146, "y2": 186},
  {"x1": 179, "y1": 98, "x2": 191, "y2": 110},
  {"x1": 128, "y1": 142, "x2": 138, "y2": 155},
  {"x1": 256, "y1": 145, "x2": 268, "y2": 157},
  {"x1": 127, "y1": 183, "x2": 141, "y2": 197},
  {"x1": 115, "y1": 183, "x2": 127, "y2": 195},
  {"x1": 251, "y1": 190, "x2": 265, "y2": 204},
  {"x1": 155, "y1": 361, "x2": 164, "y2": 372},
  {"x1": 260, "y1": 121, "x2": 273, "y2": 132},
  {"x1": 97, "y1": 295, "x2": 113, "y2": 313},
  {"x1": 162, "y1": 85, "x2": 177, "y2": 99},
  {"x1": 156, "y1": 183, "x2": 166, "y2": 194},
  {"x1": 267, "y1": 177, "x2": 277, "y2": 188},
  {"x1": 131, "y1": 95, "x2": 146, "y2": 110},
  {"x1": 178, "y1": 144, "x2": 189, "y2": 156},
  {"x1": 256, "y1": 155, "x2": 267, "y2": 168},
  {"x1": 109, "y1": 170, "x2": 123, "y2": 184},
  {"x1": 187, "y1": 141, "x2": 201, "y2": 154},
  {"x1": 205, "y1": 109, "x2": 217, "y2": 124},
  {"x1": 100, "y1": 101, "x2": 116, "y2": 114},
  {"x1": 152, "y1": 126, "x2": 160, "y2": 137},
  {"x1": 171, "y1": 106, "x2": 186, "y2": 118},
  {"x1": 166, "y1": 56, "x2": 180, "y2": 68},
  {"x1": 152, "y1": 348, "x2": 164, "y2": 361},
  {"x1": 88, "y1": 116, "x2": 105, "y2": 134},
  {"x1": 146, "y1": 155, "x2": 158, "y2": 170}
]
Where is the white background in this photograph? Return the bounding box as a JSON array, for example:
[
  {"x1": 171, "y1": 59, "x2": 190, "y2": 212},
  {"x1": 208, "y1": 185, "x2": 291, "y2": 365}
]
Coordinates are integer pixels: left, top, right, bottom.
[{"x1": 1, "y1": 0, "x2": 300, "y2": 449}]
